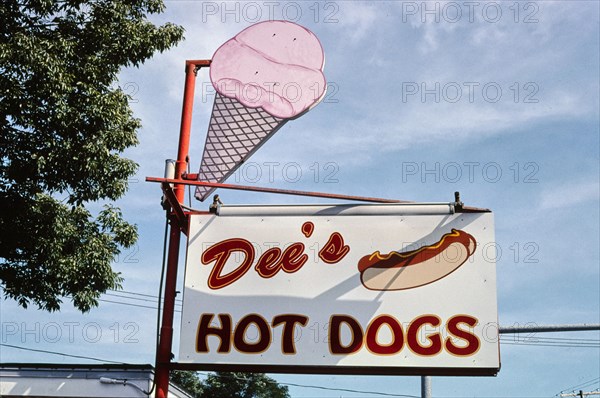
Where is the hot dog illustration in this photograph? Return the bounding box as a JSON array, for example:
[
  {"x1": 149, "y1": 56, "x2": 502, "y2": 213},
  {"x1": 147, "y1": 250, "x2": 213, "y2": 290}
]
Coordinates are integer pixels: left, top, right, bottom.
[{"x1": 358, "y1": 229, "x2": 476, "y2": 291}]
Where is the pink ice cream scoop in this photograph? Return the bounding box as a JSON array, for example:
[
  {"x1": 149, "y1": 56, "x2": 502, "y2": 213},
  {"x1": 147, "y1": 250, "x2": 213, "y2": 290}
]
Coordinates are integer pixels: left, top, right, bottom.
[
  {"x1": 195, "y1": 21, "x2": 326, "y2": 202},
  {"x1": 209, "y1": 20, "x2": 326, "y2": 119}
]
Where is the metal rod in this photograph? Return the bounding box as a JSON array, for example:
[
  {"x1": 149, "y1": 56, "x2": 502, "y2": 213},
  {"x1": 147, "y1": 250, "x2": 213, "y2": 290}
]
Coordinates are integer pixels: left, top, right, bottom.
[
  {"x1": 161, "y1": 183, "x2": 186, "y2": 230},
  {"x1": 154, "y1": 216, "x2": 182, "y2": 398},
  {"x1": 499, "y1": 324, "x2": 600, "y2": 334},
  {"x1": 173, "y1": 62, "x2": 199, "y2": 204},
  {"x1": 147, "y1": 177, "x2": 412, "y2": 204},
  {"x1": 155, "y1": 60, "x2": 208, "y2": 398},
  {"x1": 421, "y1": 375, "x2": 432, "y2": 398}
]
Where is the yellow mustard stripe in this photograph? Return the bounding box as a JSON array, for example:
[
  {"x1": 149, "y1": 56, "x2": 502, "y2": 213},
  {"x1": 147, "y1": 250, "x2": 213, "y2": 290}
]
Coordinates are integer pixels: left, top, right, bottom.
[{"x1": 368, "y1": 229, "x2": 462, "y2": 262}]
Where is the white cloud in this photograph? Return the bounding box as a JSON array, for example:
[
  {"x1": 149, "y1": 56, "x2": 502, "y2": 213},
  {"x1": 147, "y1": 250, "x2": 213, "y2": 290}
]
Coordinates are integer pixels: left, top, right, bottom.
[
  {"x1": 539, "y1": 180, "x2": 599, "y2": 210},
  {"x1": 292, "y1": 2, "x2": 598, "y2": 164},
  {"x1": 335, "y1": 2, "x2": 378, "y2": 42}
]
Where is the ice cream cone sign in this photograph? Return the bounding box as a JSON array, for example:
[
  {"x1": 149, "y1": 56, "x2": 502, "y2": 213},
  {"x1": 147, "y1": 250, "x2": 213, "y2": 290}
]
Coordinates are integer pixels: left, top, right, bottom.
[{"x1": 195, "y1": 21, "x2": 326, "y2": 201}]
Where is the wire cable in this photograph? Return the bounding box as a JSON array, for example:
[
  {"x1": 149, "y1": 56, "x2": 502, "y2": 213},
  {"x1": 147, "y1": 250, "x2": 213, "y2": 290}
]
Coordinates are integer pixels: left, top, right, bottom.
[
  {"x1": 103, "y1": 292, "x2": 162, "y2": 304},
  {"x1": 96, "y1": 298, "x2": 160, "y2": 311},
  {"x1": 198, "y1": 371, "x2": 420, "y2": 398},
  {"x1": 107, "y1": 289, "x2": 183, "y2": 303},
  {"x1": 500, "y1": 336, "x2": 599, "y2": 343},
  {"x1": 500, "y1": 341, "x2": 599, "y2": 348},
  {"x1": 501, "y1": 341, "x2": 599, "y2": 347},
  {"x1": 147, "y1": 213, "x2": 171, "y2": 396},
  {"x1": 560, "y1": 377, "x2": 600, "y2": 394},
  {"x1": 62, "y1": 294, "x2": 181, "y2": 312},
  {"x1": 499, "y1": 336, "x2": 600, "y2": 345},
  {"x1": 103, "y1": 292, "x2": 183, "y2": 306},
  {"x1": 278, "y1": 380, "x2": 420, "y2": 397},
  {"x1": 526, "y1": 337, "x2": 600, "y2": 342},
  {"x1": 0, "y1": 343, "x2": 129, "y2": 365},
  {"x1": 95, "y1": 298, "x2": 181, "y2": 313}
]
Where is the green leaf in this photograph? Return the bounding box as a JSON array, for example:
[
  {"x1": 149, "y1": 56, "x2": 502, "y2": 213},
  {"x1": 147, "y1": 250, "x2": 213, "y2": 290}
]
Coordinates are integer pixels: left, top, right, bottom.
[{"x1": 0, "y1": 0, "x2": 183, "y2": 312}]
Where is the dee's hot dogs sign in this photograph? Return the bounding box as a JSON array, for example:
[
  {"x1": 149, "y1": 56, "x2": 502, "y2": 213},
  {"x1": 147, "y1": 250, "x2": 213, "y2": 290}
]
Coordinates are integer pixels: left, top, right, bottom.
[{"x1": 179, "y1": 204, "x2": 500, "y2": 375}]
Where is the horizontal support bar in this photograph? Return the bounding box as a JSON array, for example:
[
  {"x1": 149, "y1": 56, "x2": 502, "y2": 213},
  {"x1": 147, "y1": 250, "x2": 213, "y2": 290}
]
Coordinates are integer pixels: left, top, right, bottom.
[
  {"x1": 499, "y1": 324, "x2": 600, "y2": 334},
  {"x1": 216, "y1": 203, "x2": 455, "y2": 217},
  {"x1": 146, "y1": 177, "x2": 409, "y2": 204},
  {"x1": 186, "y1": 59, "x2": 211, "y2": 67}
]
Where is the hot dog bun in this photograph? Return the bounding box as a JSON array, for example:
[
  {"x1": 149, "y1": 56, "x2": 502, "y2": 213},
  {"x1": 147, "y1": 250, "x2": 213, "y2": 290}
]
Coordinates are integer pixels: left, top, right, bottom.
[{"x1": 358, "y1": 229, "x2": 476, "y2": 291}]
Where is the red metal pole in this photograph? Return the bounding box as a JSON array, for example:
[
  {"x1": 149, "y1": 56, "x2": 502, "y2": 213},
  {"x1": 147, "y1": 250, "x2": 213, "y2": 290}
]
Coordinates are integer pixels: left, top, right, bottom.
[
  {"x1": 155, "y1": 60, "x2": 205, "y2": 398},
  {"x1": 174, "y1": 61, "x2": 200, "y2": 203},
  {"x1": 154, "y1": 217, "x2": 182, "y2": 398}
]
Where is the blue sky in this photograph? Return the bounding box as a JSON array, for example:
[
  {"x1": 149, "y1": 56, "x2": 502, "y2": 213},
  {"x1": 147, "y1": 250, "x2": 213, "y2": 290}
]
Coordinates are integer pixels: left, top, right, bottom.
[{"x1": 1, "y1": 1, "x2": 599, "y2": 397}]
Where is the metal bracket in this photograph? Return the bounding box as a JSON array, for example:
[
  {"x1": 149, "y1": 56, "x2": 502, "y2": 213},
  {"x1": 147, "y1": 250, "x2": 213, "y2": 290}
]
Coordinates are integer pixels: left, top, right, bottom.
[
  {"x1": 453, "y1": 191, "x2": 492, "y2": 213},
  {"x1": 454, "y1": 191, "x2": 464, "y2": 211},
  {"x1": 160, "y1": 182, "x2": 188, "y2": 232},
  {"x1": 186, "y1": 59, "x2": 211, "y2": 75}
]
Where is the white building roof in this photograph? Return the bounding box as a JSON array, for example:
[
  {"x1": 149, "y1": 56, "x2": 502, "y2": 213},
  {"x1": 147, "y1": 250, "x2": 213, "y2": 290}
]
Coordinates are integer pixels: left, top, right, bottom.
[{"x1": 0, "y1": 364, "x2": 192, "y2": 398}]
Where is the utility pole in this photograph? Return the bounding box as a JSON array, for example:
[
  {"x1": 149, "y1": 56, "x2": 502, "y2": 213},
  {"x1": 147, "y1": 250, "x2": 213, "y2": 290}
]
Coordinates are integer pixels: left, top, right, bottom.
[
  {"x1": 420, "y1": 324, "x2": 600, "y2": 398},
  {"x1": 559, "y1": 391, "x2": 600, "y2": 397},
  {"x1": 421, "y1": 376, "x2": 432, "y2": 398}
]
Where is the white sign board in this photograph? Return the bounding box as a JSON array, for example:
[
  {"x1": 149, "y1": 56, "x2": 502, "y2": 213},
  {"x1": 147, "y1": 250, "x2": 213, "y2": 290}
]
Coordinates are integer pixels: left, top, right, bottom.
[{"x1": 179, "y1": 204, "x2": 500, "y2": 375}]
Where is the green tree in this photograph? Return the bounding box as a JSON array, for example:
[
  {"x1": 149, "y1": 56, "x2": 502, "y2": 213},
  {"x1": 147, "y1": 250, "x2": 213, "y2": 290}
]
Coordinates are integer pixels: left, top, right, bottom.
[
  {"x1": 0, "y1": 0, "x2": 183, "y2": 311},
  {"x1": 170, "y1": 370, "x2": 205, "y2": 397},
  {"x1": 170, "y1": 371, "x2": 290, "y2": 398},
  {"x1": 200, "y1": 372, "x2": 290, "y2": 398}
]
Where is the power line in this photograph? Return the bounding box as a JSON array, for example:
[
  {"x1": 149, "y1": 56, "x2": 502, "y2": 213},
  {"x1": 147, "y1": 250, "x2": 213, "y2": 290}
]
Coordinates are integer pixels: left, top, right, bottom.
[
  {"x1": 560, "y1": 378, "x2": 600, "y2": 394},
  {"x1": 61, "y1": 293, "x2": 182, "y2": 312},
  {"x1": 97, "y1": 293, "x2": 600, "y2": 348},
  {"x1": 97, "y1": 304, "x2": 600, "y2": 348},
  {"x1": 502, "y1": 336, "x2": 600, "y2": 342},
  {"x1": 196, "y1": 371, "x2": 420, "y2": 398},
  {"x1": 500, "y1": 336, "x2": 600, "y2": 343},
  {"x1": 278, "y1": 380, "x2": 420, "y2": 397},
  {"x1": 528, "y1": 337, "x2": 600, "y2": 342},
  {"x1": 499, "y1": 324, "x2": 600, "y2": 334},
  {"x1": 572, "y1": 379, "x2": 600, "y2": 390},
  {"x1": 0, "y1": 343, "x2": 129, "y2": 365},
  {"x1": 1, "y1": 344, "x2": 418, "y2": 398},
  {"x1": 102, "y1": 292, "x2": 184, "y2": 308},
  {"x1": 500, "y1": 341, "x2": 599, "y2": 348},
  {"x1": 108, "y1": 289, "x2": 183, "y2": 303},
  {"x1": 499, "y1": 335, "x2": 600, "y2": 348},
  {"x1": 148, "y1": 214, "x2": 171, "y2": 397},
  {"x1": 559, "y1": 391, "x2": 600, "y2": 397},
  {"x1": 97, "y1": 298, "x2": 182, "y2": 313},
  {"x1": 500, "y1": 338, "x2": 600, "y2": 344},
  {"x1": 104, "y1": 292, "x2": 162, "y2": 304}
]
